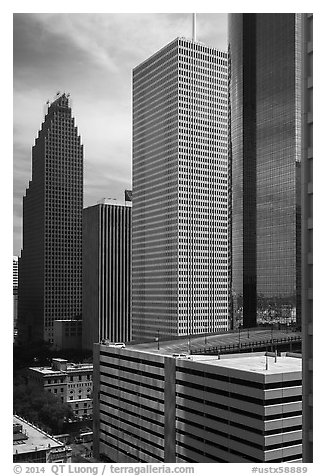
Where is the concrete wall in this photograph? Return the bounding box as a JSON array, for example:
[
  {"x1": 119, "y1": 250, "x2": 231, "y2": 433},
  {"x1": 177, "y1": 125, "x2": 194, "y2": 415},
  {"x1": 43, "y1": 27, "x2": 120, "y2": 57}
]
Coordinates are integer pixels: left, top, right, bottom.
[{"x1": 94, "y1": 347, "x2": 302, "y2": 463}]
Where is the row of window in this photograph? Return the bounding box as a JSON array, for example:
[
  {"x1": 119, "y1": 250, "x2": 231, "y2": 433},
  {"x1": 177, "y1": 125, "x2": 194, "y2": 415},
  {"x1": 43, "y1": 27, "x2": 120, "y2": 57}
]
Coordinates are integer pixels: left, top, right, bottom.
[{"x1": 45, "y1": 374, "x2": 92, "y2": 384}]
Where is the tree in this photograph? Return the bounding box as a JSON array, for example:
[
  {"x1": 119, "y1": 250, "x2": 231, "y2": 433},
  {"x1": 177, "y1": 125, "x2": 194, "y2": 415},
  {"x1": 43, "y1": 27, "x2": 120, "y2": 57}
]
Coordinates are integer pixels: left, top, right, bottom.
[{"x1": 13, "y1": 381, "x2": 74, "y2": 434}]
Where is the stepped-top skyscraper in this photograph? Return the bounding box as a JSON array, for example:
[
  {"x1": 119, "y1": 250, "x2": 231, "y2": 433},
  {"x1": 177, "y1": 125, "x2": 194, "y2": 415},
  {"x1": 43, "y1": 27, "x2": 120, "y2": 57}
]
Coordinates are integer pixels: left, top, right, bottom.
[
  {"x1": 18, "y1": 93, "x2": 83, "y2": 344},
  {"x1": 229, "y1": 14, "x2": 302, "y2": 329},
  {"x1": 132, "y1": 37, "x2": 229, "y2": 340}
]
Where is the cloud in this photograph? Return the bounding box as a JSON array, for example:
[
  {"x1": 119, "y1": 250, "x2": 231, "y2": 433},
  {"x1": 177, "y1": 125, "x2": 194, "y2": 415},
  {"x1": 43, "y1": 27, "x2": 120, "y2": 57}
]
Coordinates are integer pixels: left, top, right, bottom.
[
  {"x1": 84, "y1": 160, "x2": 131, "y2": 209},
  {"x1": 32, "y1": 14, "x2": 120, "y2": 73},
  {"x1": 13, "y1": 13, "x2": 228, "y2": 255}
]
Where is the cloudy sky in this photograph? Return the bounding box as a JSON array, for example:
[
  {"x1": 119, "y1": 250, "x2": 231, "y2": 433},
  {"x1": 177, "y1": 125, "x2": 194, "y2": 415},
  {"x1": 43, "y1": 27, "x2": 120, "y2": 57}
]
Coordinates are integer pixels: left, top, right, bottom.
[{"x1": 13, "y1": 13, "x2": 228, "y2": 256}]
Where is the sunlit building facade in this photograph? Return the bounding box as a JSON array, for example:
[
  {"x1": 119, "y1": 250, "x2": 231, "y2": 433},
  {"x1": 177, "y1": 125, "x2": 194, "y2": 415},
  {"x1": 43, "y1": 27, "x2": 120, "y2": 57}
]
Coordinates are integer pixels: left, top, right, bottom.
[
  {"x1": 132, "y1": 37, "x2": 229, "y2": 340},
  {"x1": 93, "y1": 343, "x2": 302, "y2": 463},
  {"x1": 27, "y1": 358, "x2": 93, "y2": 418}
]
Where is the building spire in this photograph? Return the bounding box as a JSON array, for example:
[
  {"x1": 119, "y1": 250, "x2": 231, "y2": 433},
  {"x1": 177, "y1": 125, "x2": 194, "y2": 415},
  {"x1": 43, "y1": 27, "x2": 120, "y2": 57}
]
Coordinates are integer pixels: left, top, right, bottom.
[{"x1": 192, "y1": 13, "x2": 197, "y2": 42}]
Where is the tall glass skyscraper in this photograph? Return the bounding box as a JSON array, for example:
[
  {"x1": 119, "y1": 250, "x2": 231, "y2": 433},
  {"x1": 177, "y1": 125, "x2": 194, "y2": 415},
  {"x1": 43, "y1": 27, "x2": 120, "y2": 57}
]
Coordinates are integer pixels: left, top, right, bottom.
[
  {"x1": 18, "y1": 93, "x2": 83, "y2": 344},
  {"x1": 132, "y1": 38, "x2": 229, "y2": 341},
  {"x1": 300, "y1": 13, "x2": 313, "y2": 463},
  {"x1": 229, "y1": 14, "x2": 302, "y2": 329}
]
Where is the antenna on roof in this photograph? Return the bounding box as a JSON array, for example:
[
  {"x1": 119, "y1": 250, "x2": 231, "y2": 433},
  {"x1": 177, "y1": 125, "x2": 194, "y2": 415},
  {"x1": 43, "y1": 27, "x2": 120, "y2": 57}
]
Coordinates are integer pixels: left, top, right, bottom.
[{"x1": 192, "y1": 13, "x2": 197, "y2": 42}]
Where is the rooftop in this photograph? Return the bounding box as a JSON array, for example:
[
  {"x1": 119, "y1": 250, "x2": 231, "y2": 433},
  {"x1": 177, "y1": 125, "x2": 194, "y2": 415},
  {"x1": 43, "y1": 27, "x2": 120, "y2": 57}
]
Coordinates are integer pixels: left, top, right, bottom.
[
  {"x1": 101, "y1": 338, "x2": 301, "y2": 375},
  {"x1": 189, "y1": 353, "x2": 302, "y2": 375},
  {"x1": 97, "y1": 198, "x2": 132, "y2": 207},
  {"x1": 134, "y1": 37, "x2": 227, "y2": 72},
  {"x1": 29, "y1": 361, "x2": 93, "y2": 375},
  {"x1": 13, "y1": 415, "x2": 63, "y2": 455},
  {"x1": 102, "y1": 329, "x2": 302, "y2": 375},
  {"x1": 127, "y1": 328, "x2": 301, "y2": 357}
]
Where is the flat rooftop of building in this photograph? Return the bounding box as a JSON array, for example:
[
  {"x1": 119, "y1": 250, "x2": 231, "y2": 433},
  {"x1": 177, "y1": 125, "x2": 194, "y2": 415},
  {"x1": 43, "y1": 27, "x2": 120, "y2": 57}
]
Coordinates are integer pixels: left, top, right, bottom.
[
  {"x1": 189, "y1": 352, "x2": 302, "y2": 374},
  {"x1": 100, "y1": 329, "x2": 301, "y2": 375},
  {"x1": 13, "y1": 415, "x2": 63, "y2": 455},
  {"x1": 29, "y1": 362, "x2": 93, "y2": 375},
  {"x1": 101, "y1": 339, "x2": 301, "y2": 374},
  {"x1": 96, "y1": 198, "x2": 132, "y2": 207},
  {"x1": 127, "y1": 327, "x2": 301, "y2": 356}
]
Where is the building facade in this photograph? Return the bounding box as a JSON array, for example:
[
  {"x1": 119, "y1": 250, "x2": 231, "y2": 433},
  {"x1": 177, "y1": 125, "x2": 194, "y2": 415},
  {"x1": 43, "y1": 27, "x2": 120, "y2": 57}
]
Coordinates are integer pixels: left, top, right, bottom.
[
  {"x1": 13, "y1": 256, "x2": 19, "y2": 340},
  {"x1": 300, "y1": 13, "x2": 313, "y2": 463},
  {"x1": 228, "y1": 14, "x2": 302, "y2": 329},
  {"x1": 13, "y1": 256, "x2": 19, "y2": 289},
  {"x1": 132, "y1": 37, "x2": 229, "y2": 341},
  {"x1": 82, "y1": 199, "x2": 132, "y2": 351},
  {"x1": 93, "y1": 343, "x2": 302, "y2": 463},
  {"x1": 18, "y1": 93, "x2": 83, "y2": 344},
  {"x1": 13, "y1": 415, "x2": 72, "y2": 463},
  {"x1": 53, "y1": 319, "x2": 82, "y2": 351},
  {"x1": 28, "y1": 358, "x2": 93, "y2": 419}
]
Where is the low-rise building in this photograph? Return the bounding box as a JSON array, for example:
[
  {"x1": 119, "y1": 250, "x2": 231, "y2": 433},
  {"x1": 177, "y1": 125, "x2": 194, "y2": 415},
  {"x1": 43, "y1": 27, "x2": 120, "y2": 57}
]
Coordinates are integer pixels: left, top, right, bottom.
[
  {"x1": 13, "y1": 415, "x2": 72, "y2": 463},
  {"x1": 28, "y1": 358, "x2": 93, "y2": 419},
  {"x1": 93, "y1": 341, "x2": 302, "y2": 463}
]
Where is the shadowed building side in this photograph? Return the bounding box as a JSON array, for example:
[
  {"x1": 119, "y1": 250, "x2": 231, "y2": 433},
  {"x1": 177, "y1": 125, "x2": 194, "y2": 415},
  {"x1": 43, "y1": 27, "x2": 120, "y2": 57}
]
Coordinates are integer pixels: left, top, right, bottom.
[
  {"x1": 300, "y1": 13, "x2": 313, "y2": 463},
  {"x1": 229, "y1": 14, "x2": 302, "y2": 329},
  {"x1": 18, "y1": 93, "x2": 83, "y2": 344},
  {"x1": 82, "y1": 199, "x2": 132, "y2": 351}
]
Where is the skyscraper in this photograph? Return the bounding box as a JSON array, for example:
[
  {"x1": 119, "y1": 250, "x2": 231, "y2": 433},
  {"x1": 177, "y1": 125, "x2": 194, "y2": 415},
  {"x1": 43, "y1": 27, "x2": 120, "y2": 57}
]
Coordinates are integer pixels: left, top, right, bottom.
[
  {"x1": 18, "y1": 93, "x2": 83, "y2": 344},
  {"x1": 13, "y1": 256, "x2": 19, "y2": 289},
  {"x1": 13, "y1": 256, "x2": 19, "y2": 340},
  {"x1": 132, "y1": 38, "x2": 229, "y2": 341},
  {"x1": 228, "y1": 14, "x2": 302, "y2": 329},
  {"x1": 82, "y1": 198, "x2": 132, "y2": 351},
  {"x1": 300, "y1": 13, "x2": 313, "y2": 463}
]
